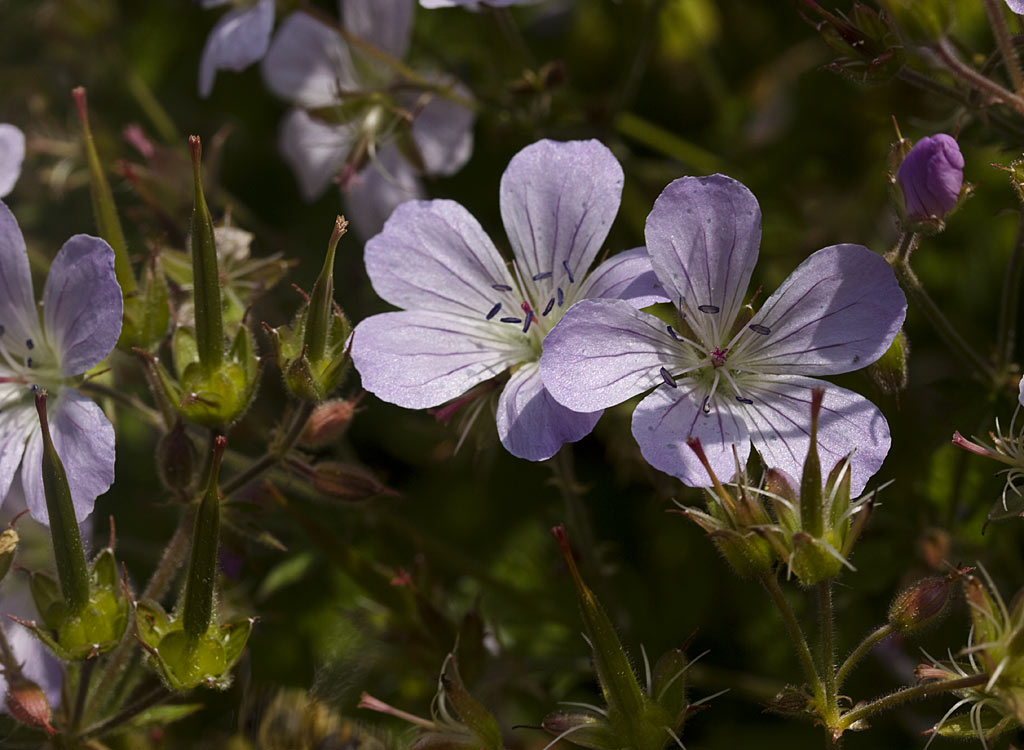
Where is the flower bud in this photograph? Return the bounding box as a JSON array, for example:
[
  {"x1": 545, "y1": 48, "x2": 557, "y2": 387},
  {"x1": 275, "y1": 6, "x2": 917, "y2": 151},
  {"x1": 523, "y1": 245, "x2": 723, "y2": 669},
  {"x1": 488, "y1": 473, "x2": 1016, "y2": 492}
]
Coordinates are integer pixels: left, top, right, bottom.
[
  {"x1": 895, "y1": 134, "x2": 964, "y2": 223},
  {"x1": 5, "y1": 677, "x2": 57, "y2": 736},
  {"x1": 299, "y1": 397, "x2": 359, "y2": 448},
  {"x1": 866, "y1": 329, "x2": 909, "y2": 395},
  {"x1": 156, "y1": 418, "x2": 198, "y2": 493},
  {"x1": 888, "y1": 573, "x2": 957, "y2": 633},
  {"x1": 310, "y1": 461, "x2": 394, "y2": 503}
]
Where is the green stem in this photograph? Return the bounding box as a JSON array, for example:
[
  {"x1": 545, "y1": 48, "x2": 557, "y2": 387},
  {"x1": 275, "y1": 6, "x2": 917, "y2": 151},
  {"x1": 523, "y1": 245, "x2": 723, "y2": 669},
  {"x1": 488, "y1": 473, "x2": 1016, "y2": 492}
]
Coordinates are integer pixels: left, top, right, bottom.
[
  {"x1": 996, "y1": 212, "x2": 1024, "y2": 370},
  {"x1": 983, "y1": 0, "x2": 1024, "y2": 94},
  {"x1": 896, "y1": 67, "x2": 1024, "y2": 139},
  {"x1": 70, "y1": 657, "x2": 96, "y2": 733},
  {"x1": 612, "y1": 0, "x2": 669, "y2": 114},
  {"x1": 551, "y1": 447, "x2": 601, "y2": 581},
  {"x1": 817, "y1": 582, "x2": 838, "y2": 727},
  {"x1": 933, "y1": 37, "x2": 1024, "y2": 115},
  {"x1": 220, "y1": 402, "x2": 313, "y2": 497},
  {"x1": 77, "y1": 684, "x2": 170, "y2": 742},
  {"x1": 838, "y1": 673, "x2": 988, "y2": 731},
  {"x1": 835, "y1": 623, "x2": 893, "y2": 689},
  {"x1": 614, "y1": 111, "x2": 724, "y2": 174},
  {"x1": 889, "y1": 245, "x2": 996, "y2": 381},
  {"x1": 759, "y1": 573, "x2": 821, "y2": 695}
]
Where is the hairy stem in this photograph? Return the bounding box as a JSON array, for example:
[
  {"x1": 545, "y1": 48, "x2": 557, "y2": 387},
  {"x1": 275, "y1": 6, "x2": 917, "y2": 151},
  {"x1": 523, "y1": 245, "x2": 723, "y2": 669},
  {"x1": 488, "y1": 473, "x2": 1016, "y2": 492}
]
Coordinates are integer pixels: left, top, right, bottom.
[
  {"x1": 221, "y1": 402, "x2": 313, "y2": 497},
  {"x1": 983, "y1": 0, "x2": 1024, "y2": 94},
  {"x1": 835, "y1": 623, "x2": 893, "y2": 689},
  {"x1": 817, "y1": 582, "x2": 839, "y2": 729},
  {"x1": 838, "y1": 673, "x2": 988, "y2": 730},
  {"x1": 933, "y1": 37, "x2": 1024, "y2": 115},
  {"x1": 759, "y1": 573, "x2": 821, "y2": 696}
]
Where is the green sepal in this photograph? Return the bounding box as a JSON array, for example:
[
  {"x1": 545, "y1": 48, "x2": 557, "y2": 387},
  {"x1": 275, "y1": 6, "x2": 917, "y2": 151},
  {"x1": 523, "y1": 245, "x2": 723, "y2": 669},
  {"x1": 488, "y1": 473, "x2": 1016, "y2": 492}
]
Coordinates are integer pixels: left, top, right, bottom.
[
  {"x1": 173, "y1": 325, "x2": 260, "y2": 428},
  {"x1": 411, "y1": 733, "x2": 488, "y2": 750},
  {"x1": 21, "y1": 584, "x2": 129, "y2": 661},
  {"x1": 29, "y1": 572, "x2": 65, "y2": 631},
  {"x1": 789, "y1": 532, "x2": 843, "y2": 587},
  {"x1": 127, "y1": 703, "x2": 205, "y2": 731},
  {"x1": 708, "y1": 528, "x2": 775, "y2": 579},
  {"x1": 118, "y1": 258, "x2": 171, "y2": 351},
  {"x1": 650, "y1": 648, "x2": 688, "y2": 730},
  {"x1": 798, "y1": 397, "x2": 824, "y2": 538},
  {"x1": 933, "y1": 709, "x2": 1015, "y2": 740},
  {"x1": 540, "y1": 710, "x2": 617, "y2": 750},
  {"x1": 440, "y1": 656, "x2": 502, "y2": 750},
  {"x1": 0, "y1": 528, "x2": 16, "y2": 583},
  {"x1": 91, "y1": 547, "x2": 119, "y2": 590},
  {"x1": 139, "y1": 616, "x2": 254, "y2": 692}
]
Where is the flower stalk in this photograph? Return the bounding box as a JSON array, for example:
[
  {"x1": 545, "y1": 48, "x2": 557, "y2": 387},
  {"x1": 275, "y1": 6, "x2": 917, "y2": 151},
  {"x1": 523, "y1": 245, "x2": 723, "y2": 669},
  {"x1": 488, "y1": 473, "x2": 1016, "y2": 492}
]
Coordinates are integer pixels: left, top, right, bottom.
[{"x1": 34, "y1": 390, "x2": 90, "y2": 614}]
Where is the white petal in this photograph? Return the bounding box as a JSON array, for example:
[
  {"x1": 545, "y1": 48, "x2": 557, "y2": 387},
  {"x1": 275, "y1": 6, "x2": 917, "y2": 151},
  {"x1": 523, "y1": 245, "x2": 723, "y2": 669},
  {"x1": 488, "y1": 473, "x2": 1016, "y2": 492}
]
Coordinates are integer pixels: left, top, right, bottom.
[
  {"x1": 198, "y1": 0, "x2": 275, "y2": 98},
  {"x1": 0, "y1": 124, "x2": 26, "y2": 198},
  {"x1": 345, "y1": 145, "x2": 423, "y2": 240},
  {"x1": 342, "y1": 0, "x2": 413, "y2": 60},
  {"x1": 0, "y1": 201, "x2": 43, "y2": 360},
  {"x1": 262, "y1": 12, "x2": 358, "y2": 109},
  {"x1": 278, "y1": 108, "x2": 352, "y2": 201}
]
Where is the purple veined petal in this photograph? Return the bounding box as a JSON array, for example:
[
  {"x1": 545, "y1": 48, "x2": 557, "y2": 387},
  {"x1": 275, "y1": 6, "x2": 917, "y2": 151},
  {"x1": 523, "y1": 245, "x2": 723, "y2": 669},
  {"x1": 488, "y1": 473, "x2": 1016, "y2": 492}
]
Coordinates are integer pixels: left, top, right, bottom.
[
  {"x1": 352, "y1": 310, "x2": 531, "y2": 409},
  {"x1": 43, "y1": 235, "x2": 122, "y2": 377},
  {"x1": 346, "y1": 145, "x2": 424, "y2": 240},
  {"x1": 21, "y1": 390, "x2": 115, "y2": 525},
  {"x1": 278, "y1": 109, "x2": 353, "y2": 201},
  {"x1": 342, "y1": 0, "x2": 414, "y2": 60},
  {"x1": 540, "y1": 298, "x2": 682, "y2": 412},
  {"x1": 575, "y1": 246, "x2": 668, "y2": 309},
  {"x1": 631, "y1": 381, "x2": 750, "y2": 487},
  {"x1": 0, "y1": 124, "x2": 26, "y2": 198},
  {"x1": 198, "y1": 0, "x2": 275, "y2": 98},
  {"x1": 0, "y1": 201, "x2": 43, "y2": 359},
  {"x1": 737, "y1": 244, "x2": 906, "y2": 376},
  {"x1": 737, "y1": 374, "x2": 889, "y2": 498},
  {"x1": 496, "y1": 361, "x2": 602, "y2": 461},
  {"x1": 408, "y1": 82, "x2": 475, "y2": 177},
  {"x1": 645, "y1": 174, "x2": 761, "y2": 330},
  {"x1": 262, "y1": 12, "x2": 359, "y2": 109},
  {"x1": 364, "y1": 199, "x2": 518, "y2": 317},
  {"x1": 1007, "y1": 0, "x2": 1024, "y2": 15},
  {"x1": 0, "y1": 397, "x2": 36, "y2": 509},
  {"x1": 499, "y1": 139, "x2": 623, "y2": 284}
]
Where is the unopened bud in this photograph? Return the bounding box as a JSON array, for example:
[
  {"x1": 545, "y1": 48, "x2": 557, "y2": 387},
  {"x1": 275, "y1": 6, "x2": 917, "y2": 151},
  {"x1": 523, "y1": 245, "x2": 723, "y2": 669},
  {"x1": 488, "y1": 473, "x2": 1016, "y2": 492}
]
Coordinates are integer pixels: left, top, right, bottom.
[
  {"x1": 5, "y1": 678, "x2": 57, "y2": 736},
  {"x1": 866, "y1": 330, "x2": 909, "y2": 395},
  {"x1": 888, "y1": 573, "x2": 957, "y2": 633},
  {"x1": 156, "y1": 419, "x2": 198, "y2": 493},
  {"x1": 0, "y1": 527, "x2": 17, "y2": 582},
  {"x1": 311, "y1": 462, "x2": 393, "y2": 502},
  {"x1": 299, "y1": 397, "x2": 359, "y2": 448},
  {"x1": 895, "y1": 134, "x2": 964, "y2": 224}
]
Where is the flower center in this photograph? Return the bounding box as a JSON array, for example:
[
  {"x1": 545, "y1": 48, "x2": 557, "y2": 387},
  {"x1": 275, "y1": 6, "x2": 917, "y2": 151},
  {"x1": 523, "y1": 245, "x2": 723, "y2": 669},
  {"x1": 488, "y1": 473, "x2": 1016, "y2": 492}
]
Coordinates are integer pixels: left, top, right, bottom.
[
  {"x1": 0, "y1": 327, "x2": 63, "y2": 396},
  {"x1": 481, "y1": 259, "x2": 578, "y2": 356}
]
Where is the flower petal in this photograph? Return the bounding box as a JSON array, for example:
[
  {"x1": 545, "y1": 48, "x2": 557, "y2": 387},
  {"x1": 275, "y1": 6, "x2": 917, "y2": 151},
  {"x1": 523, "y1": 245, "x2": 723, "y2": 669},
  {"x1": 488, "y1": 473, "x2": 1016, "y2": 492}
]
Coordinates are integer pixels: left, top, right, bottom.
[
  {"x1": 737, "y1": 375, "x2": 890, "y2": 497},
  {"x1": 738, "y1": 244, "x2": 906, "y2": 376},
  {"x1": 364, "y1": 199, "x2": 517, "y2": 317},
  {"x1": 342, "y1": 0, "x2": 413, "y2": 60},
  {"x1": 541, "y1": 299, "x2": 679, "y2": 412},
  {"x1": 575, "y1": 247, "x2": 667, "y2": 308},
  {"x1": 352, "y1": 310, "x2": 529, "y2": 409},
  {"x1": 1, "y1": 618, "x2": 63, "y2": 709},
  {"x1": 0, "y1": 200, "x2": 42, "y2": 358},
  {"x1": 644, "y1": 174, "x2": 760, "y2": 327},
  {"x1": 278, "y1": 108, "x2": 352, "y2": 201},
  {"x1": 499, "y1": 139, "x2": 622, "y2": 283},
  {"x1": 0, "y1": 397, "x2": 35, "y2": 510},
  {"x1": 631, "y1": 381, "x2": 750, "y2": 486},
  {"x1": 410, "y1": 84, "x2": 475, "y2": 177},
  {"x1": 43, "y1": 234, "x2": 122, "y2": 377},
  {"x1": 346, "y1": 145, "x2": 423, "y2": 240},
  {"x1": 1018, "y1": 375, "x2": 1023, "y2": 407},
  {"x1": 262, "y1": 12, "x2": 357, "y2": 109},
  {"x1": 496, "y1": 361, "x2": 601, "y2": 461},
  {"x1": 0, "y1": 124, "x2": 26, "y2": 198},
  {"x1": 21, "y1": 390, "x2": 115, "y2": 525},
  {"x1": 198, "y1": 0, "x2": 275, "y2": 98}
]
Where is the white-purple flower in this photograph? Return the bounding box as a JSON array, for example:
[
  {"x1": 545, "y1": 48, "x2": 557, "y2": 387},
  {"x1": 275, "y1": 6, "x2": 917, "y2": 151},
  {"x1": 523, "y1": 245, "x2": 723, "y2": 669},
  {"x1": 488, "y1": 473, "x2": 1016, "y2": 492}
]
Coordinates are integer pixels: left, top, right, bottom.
[
  {"x1": 0, "y1": 125, "x2": 26, "y2": 199},
  {"x1": 0, "y1": 200, "x2": 121, "y2": 524},
  {"x1": 419, "y1": 0, "x2": 541, "y2": 8},
  {"x1": 198, "y1": 0, "x2": 276, "y2": 99},
  {"x1": 351, "y1": 139, "x2": 665, "y2": 461},
  {"x1": 1007, "y1": 0, "x2": 1024, "y2": 14},
  {"x1": 261, "y1": 0, "x2": 475, "y2": 239},
  {"x1": 540, "y1": 174, "x2": 906, "y2": 495}
]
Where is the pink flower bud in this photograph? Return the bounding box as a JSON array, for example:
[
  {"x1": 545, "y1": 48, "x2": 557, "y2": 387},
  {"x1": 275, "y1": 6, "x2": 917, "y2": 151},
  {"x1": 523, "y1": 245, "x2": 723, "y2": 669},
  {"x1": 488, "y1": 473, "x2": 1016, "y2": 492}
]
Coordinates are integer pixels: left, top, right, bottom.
[{"x1": 896, "y1": 134, "x2": 964, "y2": 221}]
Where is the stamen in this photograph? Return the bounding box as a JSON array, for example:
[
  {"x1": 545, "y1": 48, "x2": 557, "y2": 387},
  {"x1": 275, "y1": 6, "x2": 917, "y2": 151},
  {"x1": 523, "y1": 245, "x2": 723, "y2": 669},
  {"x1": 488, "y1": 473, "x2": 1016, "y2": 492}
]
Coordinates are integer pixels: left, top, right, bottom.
[
  {"x1": 542, "y1": 298, "x2": 555, "y2": 316},
  {"x1": 522, "y1": 310, "x2": 534, "y2": 333},
  {"x1": 667, "y1": 325, "x2": 684, "y2": 341},
  {"x1": 736, "y1": 396, "x2": 754, "y2": 404},
  {"x1": 26, "y1": 358, "x2": 32, "y2": 368},
  {"x1": 703, "y1": 373, "x2": 721, "y2": 414},
  {"x1": 486, "y1": 302, "x2": 502, "y2": 320},
  {"x1": 697, "y1": 304, "x2": 720, "y2": 314},
  {"x1": 532, "y1": 271, "x2": 552, "y2": 281},
  {"x1": 749, "y1": 324, "x2": 771, "y2": 335},
  {"x1": 499, "y1": 317, "x2": 522, "y2": 324},
  {"x1": 659, "y1": 367, "x2": 676, "y2": 388},
  {"x1": 491, "y1": 283, "x2": 513, "y2": 292},
  {"x1": 702, "y1": 396, "x2": 711, "y2": 414},
  {"x1": 562, "y1": 260, "x2": 575, "y2": 284},
  {"x1": 557, "y1": 287, "x2": 564, "y2": 307},
  {"x1": 25, "y1": 339, "x2": 33, "y2": 350}
]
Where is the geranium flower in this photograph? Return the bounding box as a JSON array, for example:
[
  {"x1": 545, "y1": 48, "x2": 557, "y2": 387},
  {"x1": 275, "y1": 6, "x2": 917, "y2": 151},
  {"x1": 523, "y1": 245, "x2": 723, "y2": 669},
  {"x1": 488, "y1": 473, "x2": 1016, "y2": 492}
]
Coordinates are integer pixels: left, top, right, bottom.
[
  {"x1": 351, "y1": 139, "x2": 665, "y2": 460},
  {"x1": 262, "y1": 0, "x2": 474, "y2": 238},
  {"x1": 198, "y1": 0, "x2": 275, "y2": 98},
  {"x1": 0, "y1": 124, "x2": 25, "y2": 198},
  {"x1": 540, "y1": 174, "x2": 906, "y2": 495},
  {"x1": 0, "y1": 200, "x2": 121, "y2": 524},
  {"x1": 1007, "y1": 0, "x2": 1024, "y2": 14},
  {"x1": 419, "y1": 0, "x2": 541, "y2": 8}
]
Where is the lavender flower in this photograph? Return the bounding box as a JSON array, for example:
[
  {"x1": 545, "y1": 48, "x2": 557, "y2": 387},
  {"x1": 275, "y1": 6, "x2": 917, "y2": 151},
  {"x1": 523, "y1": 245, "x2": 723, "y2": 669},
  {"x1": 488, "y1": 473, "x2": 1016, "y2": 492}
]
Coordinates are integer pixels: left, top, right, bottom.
[
  {"x1": 420, "y1": 0, "x2": 541, "y2": 8},
  {"x1": 1007, "y1": 0, "x2": 1024, "y2": 14},
  {"x1": 351, "y1": 139, "x2": 665, "y2": 461},
  {"x1": 0, "y1": 200, "x2": 121, "y2": 524},
  {"x1": 896, "y1": 134, "x2": 964, "y2": 221},
  {"x1": 0, "y1": 124, "x2": 25, "y2": 198},
  {"x1": 261, "y1": 0, "x2": 475, "y2": 238},
  {"x1": 540, "y1": 175, "x2": 906, "y2": 495},
  {"x1": 198, "y1": 0, "x2": 275, "y2": 98}
]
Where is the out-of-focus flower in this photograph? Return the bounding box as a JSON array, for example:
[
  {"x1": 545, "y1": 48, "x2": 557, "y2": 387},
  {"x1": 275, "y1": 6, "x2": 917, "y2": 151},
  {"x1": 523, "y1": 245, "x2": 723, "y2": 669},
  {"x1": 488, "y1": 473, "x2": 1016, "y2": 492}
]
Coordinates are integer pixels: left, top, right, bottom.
[
  {"x1": 351, "y1": 139, "x2": 665, "y2": 461},
  {"x1": 261, "y1": 0, "x2": 475, "y2": 238},
  {"x1": 420, "y1": 0, "x2": 541, "y2": 8},
  {"x1": 199, "y1": 0, "x2": 276, "y2": 98},
  {"x1": 0, "y1": 200, "x2": 121, "y2": 524},
  {"x1": 0, "y1": 125, "x2": 25, "y2": 198},
  {"x1": 541, "y1": 174, "x2": 906, "y2": 495},
  {"x1": 895, "y1": 134, "x2": 964, "y2": 221}
]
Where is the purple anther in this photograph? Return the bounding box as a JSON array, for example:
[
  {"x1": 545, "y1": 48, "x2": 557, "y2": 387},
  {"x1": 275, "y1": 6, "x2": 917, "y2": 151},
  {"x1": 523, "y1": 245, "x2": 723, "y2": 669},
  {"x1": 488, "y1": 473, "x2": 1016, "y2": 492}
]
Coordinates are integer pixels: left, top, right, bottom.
[
  {"x1": 697, "y1": 304, "x2": 720, "y2": 314},
  {"x1": 500, "y1": 317, "x2": 523, "y2": 324},
  {"x1": 25, "y1": 338, "x2": 33, "y2": 350},
  {"x1": 522, "y1": 310, "x2": 534, "y2": 333},
  {"x1": 748, "y1": 324, "x2": 770, "y2": 335},
  {"x1": 486, "y1": 302, "x2": 502, "y2": 320},
  {"x1": 736, "y1": 396, "x2": 754, "y2": 404},
  {"x1": 659, "y1": 367, "x2": 676, "y2": 388},
  {"x1": 562, "y1": 259, "x2": 575, "y2": 284},
  {"x1": 542, "y1": 298, "x2": 555, "y2": 316},
  {"x1": 491, "y1": 283, "x2": 513, "y2": 292},
  {"x1": 557, "y1": 287, "x2": 564, "y2": 307},
  {"x1": 532, "y1": 271, "x2": 552, "y2": 281},
  {"x1": 667, "y1": 325, "x2": 684, "y2": 341}
]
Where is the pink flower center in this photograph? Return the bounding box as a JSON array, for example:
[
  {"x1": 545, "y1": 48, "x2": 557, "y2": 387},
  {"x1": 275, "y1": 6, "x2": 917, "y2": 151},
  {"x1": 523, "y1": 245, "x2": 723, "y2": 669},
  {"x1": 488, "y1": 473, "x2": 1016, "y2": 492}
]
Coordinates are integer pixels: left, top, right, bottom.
[{"x1": 710, "y1": 347, "x2": 729, "y2": 367}]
